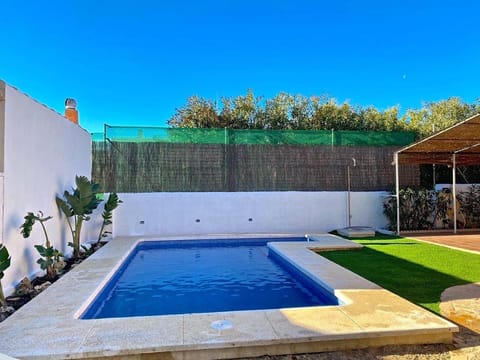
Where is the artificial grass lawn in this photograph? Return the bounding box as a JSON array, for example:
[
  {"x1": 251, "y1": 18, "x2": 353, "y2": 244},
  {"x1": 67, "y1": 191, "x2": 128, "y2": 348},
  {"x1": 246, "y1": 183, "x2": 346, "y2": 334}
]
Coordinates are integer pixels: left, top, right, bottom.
[{"x1": 319, "y1": 234, "x2": 480, "y2": 314}]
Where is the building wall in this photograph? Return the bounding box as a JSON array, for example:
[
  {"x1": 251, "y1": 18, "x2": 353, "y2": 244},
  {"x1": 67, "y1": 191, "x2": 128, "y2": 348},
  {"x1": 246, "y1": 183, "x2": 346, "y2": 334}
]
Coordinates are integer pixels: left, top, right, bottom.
[
  {"x1": 113, "y1": 191, "x2": 388, "y2": 237},
  {"x1": 1, "y1": 83, "x2": 92, "y2": 294},
  {"x1": 0, "y1": 82, "x2": 5, "y2": 172}
]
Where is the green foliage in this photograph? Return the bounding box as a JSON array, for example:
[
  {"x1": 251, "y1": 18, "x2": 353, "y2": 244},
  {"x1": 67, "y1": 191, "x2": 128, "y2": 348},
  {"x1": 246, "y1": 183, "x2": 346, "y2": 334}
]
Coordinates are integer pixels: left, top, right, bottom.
[
  {"x1": 20, "y1": 211, "x2": 63, "y2": 280},
  {"x1": 0, "y1": 244, "x2": 11, "y2": 305},
  {"x1": 0, "y1": 245, "x2": 10, "y2": 281},
  {"x1": 434, "y1": 189, "x2": 452, "y2": 226},
  {"x1": 457, "y1": 185, "x2": 480, "y2": 227},
  {"x1": 56, "y1": 176, "x2": 102, "y2": 258},
  {"x1": 34, "y1": 245, "x2": 63, "y2": 277},
  {"x1": 383, "y1": 188, "x2": 436, "y2": 231},
  {"x1": 168, "y1": 91, "x2": 480, "y2": 138},
  {"x1": 97, "y1": 193, "x2": 122, "y2": 243},
  {"x1": 20, "y1": 212, "x2": 43, "y2": 239},
  {"x1": 80, "y1": 244, "x2": 95, "y2": 257},
  {"x1": 384, "y1": 185, "x2": 480, "y2": 231},
  {"x1": 219, "y1": 90, "x2": 265, "y2": 129},
  {"x1": 321, "y1": 235, "x2": 480, "y2": 313},
  {"x1": 168, "y1": 96, "x2": 221, "y2": 128},
  {"x1": 405, "y1": 97, "x2": 480, "y2": 138}
]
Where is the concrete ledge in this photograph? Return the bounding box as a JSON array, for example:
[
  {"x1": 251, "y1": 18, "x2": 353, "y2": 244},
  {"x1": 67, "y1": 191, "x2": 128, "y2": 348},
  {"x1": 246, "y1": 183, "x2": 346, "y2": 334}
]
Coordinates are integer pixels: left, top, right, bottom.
[{"x1": 336, "y1": 226, "x2": 376, "y2": 238}]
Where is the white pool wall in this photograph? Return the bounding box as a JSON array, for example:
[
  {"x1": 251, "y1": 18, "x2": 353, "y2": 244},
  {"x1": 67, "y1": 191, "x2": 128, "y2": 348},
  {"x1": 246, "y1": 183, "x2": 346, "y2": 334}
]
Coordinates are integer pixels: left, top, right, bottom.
[{"x1": 113, "y1": 191, "x2": 389, "y2": 236}]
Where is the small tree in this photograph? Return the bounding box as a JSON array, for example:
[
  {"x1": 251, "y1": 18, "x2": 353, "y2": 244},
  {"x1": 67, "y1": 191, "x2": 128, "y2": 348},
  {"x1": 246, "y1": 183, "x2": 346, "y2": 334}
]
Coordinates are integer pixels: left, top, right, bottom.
[
  {"x1": 56, "y1": 176, "x2": 102, "y2": 258},
  {"x1": 20, "y1": 211, "x2": 63, "y2": 280},
  {"x1": 0, "y1": 244, "x2": 11, "y2": 306}
]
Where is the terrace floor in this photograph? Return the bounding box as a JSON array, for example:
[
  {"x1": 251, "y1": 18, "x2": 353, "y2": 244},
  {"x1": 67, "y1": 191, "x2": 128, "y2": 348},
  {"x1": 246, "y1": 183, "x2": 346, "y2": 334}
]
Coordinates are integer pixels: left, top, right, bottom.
[
  {"x1": 0, "y1": 234, "x2": 458, "y2": 360},
  {"x1": 402, "y1": 230, "x2": 480, "y2": 253}
]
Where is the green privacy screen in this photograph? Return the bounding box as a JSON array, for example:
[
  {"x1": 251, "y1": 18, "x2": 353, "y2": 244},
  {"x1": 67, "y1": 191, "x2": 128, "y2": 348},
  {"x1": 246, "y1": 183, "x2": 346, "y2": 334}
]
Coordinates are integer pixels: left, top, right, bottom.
[
  {"x1": 92, "y1": 126, "x2": 417, "y2": 192},
  {"x1": 98, "y1": 125, "x2": 415, "y2": 146}
]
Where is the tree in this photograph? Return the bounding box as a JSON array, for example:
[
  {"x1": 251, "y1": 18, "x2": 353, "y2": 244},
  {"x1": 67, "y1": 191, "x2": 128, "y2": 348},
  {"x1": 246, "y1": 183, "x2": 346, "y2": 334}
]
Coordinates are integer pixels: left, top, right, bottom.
[
  {"x1": 168, "y1": 96, "x2": 220, "y2": 128},
  {"x1": 404, "y1": 97, "x2": 480, "y2": 138},
  {"x1": 290, "y1": 95, "x2": 313, "y2": 129},
  {"x1": 309, "y1": 97, "x2": 357, "y2": 130},
  {"x1": 219, "y1": 90, "x2": 264, "y2": 129},
  {"x1": 167, "y1": 91, "x2": 480, "y2": 138},
  {"x1": 263, "y1": 93, "x2": 295, "y2": 129}
]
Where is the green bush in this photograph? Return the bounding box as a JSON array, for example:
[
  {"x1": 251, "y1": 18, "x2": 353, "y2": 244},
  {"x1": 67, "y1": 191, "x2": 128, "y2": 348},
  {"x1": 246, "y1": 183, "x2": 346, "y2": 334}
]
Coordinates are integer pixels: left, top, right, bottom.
[
  {"x1": 383, "y1": 188, "x2": 436, "y2": 231},
  {"x1": 384, "y1": 185, "x2": 480, "y2": 231}
]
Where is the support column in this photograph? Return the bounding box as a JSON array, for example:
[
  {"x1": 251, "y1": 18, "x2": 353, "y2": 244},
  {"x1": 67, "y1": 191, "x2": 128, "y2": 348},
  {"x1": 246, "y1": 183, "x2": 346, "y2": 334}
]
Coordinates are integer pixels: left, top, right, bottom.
[
  {"x1": 452, "y1": 154, "x2": 457, "y2": 234},
  {"x1": 395, "y1": 152, "x2": 400, "y2": 235}
]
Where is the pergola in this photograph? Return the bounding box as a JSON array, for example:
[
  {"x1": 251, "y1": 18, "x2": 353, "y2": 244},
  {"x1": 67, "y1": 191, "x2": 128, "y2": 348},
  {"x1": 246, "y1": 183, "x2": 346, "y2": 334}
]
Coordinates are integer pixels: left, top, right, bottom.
[{"x1": 394, "y1": 113, "x2": 480, "y2": 234}]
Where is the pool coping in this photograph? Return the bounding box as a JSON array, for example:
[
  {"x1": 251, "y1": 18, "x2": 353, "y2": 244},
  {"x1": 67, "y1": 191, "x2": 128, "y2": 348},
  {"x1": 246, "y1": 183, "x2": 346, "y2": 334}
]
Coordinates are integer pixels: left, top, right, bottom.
[{"x1": 0, "y1": 234, "x2": 458, "y2": 359}]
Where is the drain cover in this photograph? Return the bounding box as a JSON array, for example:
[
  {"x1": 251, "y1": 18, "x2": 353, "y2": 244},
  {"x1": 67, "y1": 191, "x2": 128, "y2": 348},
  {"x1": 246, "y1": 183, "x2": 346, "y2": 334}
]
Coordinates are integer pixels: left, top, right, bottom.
[{"x1": 210, "y1": 319, "x2": 233, "y2": 330}]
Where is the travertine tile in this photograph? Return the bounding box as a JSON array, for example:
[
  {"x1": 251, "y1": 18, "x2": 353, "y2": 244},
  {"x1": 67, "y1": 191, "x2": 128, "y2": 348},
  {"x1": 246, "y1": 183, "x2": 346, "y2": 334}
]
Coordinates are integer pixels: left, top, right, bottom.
[
  {"x1": 267, "y1": 307, "x2": 363, "y2": 339},
  {"x1": 78, "y1": 315, "x2": 184, "y2": 356},
  {"x1": 339, "y1": 289, "x2": 458, "y2": 333},
  {"x1": 183, "y1": 311, "x2": 277, "y2": 346}
]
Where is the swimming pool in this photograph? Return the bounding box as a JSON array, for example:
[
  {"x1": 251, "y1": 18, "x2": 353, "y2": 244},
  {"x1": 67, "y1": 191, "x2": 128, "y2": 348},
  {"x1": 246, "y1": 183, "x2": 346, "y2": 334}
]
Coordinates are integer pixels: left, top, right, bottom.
[{"x1": 81, "y1": 237, "x2": 339, "y2": 319}]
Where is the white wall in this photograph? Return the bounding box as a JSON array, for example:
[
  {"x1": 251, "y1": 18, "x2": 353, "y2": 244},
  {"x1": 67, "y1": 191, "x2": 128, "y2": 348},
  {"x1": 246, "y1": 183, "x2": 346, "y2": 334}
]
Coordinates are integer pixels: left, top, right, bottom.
[
  {"x1": 435, "y1": 183, "x2": 478, "y2": 193},
  {"x1": 113, "y1": 191, "x2": 388, "y2": 237},
  {"x1": 2, "y1": 84, "x2": 92, "y2": 295}
]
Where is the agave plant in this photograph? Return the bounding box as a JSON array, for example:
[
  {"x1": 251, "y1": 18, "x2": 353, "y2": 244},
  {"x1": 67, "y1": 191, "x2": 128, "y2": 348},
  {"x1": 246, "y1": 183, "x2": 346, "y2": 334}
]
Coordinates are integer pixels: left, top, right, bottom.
[
  {"x1": 56, "y1": 176, "x2": 102, "y2": 258},
  {"x1": 97, "y1": 193, "x2": 122, "y2": 243},
  {"x1": 0, "y1": 244, "x2": 11, "y2": 306},
  {"x1": 20, "y1": 211, "x2": 63, "y2": 280}
]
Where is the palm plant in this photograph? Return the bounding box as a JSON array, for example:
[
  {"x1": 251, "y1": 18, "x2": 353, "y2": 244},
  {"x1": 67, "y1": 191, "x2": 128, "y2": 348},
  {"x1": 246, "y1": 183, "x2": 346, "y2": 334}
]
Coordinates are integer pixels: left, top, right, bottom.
[{"x1": 56, "y1": 176, "x2": 102, "y2": 258}]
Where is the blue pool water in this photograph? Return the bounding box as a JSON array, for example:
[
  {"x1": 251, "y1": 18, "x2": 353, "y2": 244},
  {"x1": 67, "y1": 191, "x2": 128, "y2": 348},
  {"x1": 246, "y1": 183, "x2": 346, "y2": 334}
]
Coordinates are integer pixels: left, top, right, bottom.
[{"x1": 81, "y1": 238, "x2": 339, "y2": 319}]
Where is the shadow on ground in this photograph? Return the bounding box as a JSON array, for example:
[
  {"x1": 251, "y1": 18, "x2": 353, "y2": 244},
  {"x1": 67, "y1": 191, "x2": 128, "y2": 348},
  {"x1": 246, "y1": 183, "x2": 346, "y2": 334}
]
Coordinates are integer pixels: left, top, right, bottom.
[{"x1": 241, "y1": 325, "x2": 479, "y2": 359}]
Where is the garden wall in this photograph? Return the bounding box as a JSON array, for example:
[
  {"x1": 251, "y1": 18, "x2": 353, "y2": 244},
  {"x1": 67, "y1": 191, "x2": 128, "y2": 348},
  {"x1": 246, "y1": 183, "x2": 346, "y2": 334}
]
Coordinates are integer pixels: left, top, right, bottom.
[
  {"x1": 0, "y1": 81, "x2": 93, "y2": 295},
  {"x1": 113, "y1": 191, "x2": 389, "y2": 236}
]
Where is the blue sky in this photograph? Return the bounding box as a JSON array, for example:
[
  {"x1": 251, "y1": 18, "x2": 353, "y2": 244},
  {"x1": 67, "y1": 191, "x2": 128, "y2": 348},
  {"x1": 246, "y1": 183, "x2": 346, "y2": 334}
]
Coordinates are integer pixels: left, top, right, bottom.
[{"x1": 1, "y1": 1, "x2": 479, "y2": 133}]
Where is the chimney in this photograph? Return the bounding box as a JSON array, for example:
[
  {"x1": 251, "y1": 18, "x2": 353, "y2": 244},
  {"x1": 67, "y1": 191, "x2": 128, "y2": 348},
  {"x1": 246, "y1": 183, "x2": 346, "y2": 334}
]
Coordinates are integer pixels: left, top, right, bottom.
[{"x1": 64, "y1": 98, "x2": 79, "y2": 124}]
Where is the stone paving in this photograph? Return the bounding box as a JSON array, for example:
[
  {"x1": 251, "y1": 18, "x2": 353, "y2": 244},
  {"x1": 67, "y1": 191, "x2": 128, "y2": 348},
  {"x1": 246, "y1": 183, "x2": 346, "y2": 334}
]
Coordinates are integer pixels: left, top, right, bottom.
[
  {"x1": 440, "y1": 283, "x2": 480, "y2": 334},
  {"x1": 440, "y1": 282, "x2": 480, "y2": 360},
  {"x1": 246, "y1": 283, "x2": 480, "y2": 359},
  {"x1": 404, "y1": 231, "x2": 480, "y2": 254}
]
